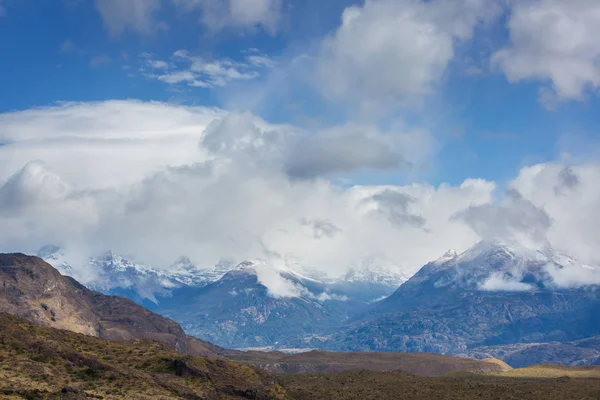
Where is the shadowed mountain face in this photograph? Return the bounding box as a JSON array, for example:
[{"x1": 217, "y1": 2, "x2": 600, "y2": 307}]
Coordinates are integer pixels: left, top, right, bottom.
[
  {"x1": 315, "y1": 242, "x2": 600, "y2": 358},
  {"x1": 0, "y1": 253, "x2": 220, "y2": 357},
  {"x1": 0, "y1": 252, "x2": 516, "y2": 379},
  {"x1": 156, "y1": 262, "x2": 360, "y2": 349},
  {"x1": 459, "y1": 336, "x2": 600, "y2": 368}
]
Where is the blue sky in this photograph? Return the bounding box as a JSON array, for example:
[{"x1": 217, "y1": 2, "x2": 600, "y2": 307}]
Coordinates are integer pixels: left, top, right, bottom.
[
  {"x1": 1, "y1": 0, "x2": 598, "y2": 188},
  {"x1": 1, "y1": 0, "x2": 600, "y2": 271}
]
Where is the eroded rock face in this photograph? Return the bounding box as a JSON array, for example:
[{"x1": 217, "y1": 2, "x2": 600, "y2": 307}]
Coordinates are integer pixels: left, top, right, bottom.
[
  {"x1": 317, "y1": 242, "x2": 600, "y2": 360},
  {"x1": 0, "y1": 253, "x2": 99, "y2": 336},
  {"x1": 0, "y1": 253, "x2": 216, "y2": 356}
]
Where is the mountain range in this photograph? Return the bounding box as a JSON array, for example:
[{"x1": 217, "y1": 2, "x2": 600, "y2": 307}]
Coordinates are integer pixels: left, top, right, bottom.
[
  {"x1": 318, "y1": 241, "x2": 600, "y2": 359},
  {"x1": 0, "y1": 252, "x2": 509, "y2": 378},
  {"x1": 4, "y1": 250, "x2": 600, "y2": 399},
  {"x1": 36, "y1": 241, "x2": 600, "y2": 367}
]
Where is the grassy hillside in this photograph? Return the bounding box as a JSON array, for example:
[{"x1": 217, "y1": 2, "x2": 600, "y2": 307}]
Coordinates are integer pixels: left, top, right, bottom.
[
  {"x1": 3, "y1": 311, "x2": 600, "y2": 399},
  {"x1": 0, "y1": 313, "x2": 288, "y2": 399},
  {"x1": 280, "y1": 369, "x2": 600, "y2": 400},
  {"x1": 226, "y1": 349, "x2": 511, "y2": 376},
  {"x1": 497, "y1": 364, "x2": 600, "y2": 379}
]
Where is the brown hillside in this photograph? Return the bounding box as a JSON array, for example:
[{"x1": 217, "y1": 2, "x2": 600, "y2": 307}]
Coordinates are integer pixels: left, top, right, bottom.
[
  {"x1": 280, "y1": 369, "x2": 600, "y2": 400},
  {"x1": 0, "y1": 253, "x2": 220, "y2": 357},
  {"x1": 0, "y1": 313, "x2": 287, "y2": 399},
  {"x1": 225, "y1": 349, "x2": 510, "y2": 376}
]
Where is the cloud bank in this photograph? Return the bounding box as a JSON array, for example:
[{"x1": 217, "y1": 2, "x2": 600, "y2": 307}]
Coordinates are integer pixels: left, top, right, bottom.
[{"x1": 1, "y1": 101, "x2": 599, "y2": 289}]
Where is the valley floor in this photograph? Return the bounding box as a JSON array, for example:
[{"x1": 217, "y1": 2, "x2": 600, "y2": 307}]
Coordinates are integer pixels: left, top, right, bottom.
[
  {"x1": 280, "y1": 370, "x2": 600, "y2": 400},
  {"x1": 3, "y1": 312, "x2": 600, "y2": 400}
]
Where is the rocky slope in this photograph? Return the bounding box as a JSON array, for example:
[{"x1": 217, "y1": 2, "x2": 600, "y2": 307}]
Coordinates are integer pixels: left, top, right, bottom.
[
  {"x1": 38, "y1": 246, "x2": 234, "y2": 305},
  {"x1": 459, "y1": 336, "x2": 600, "y2": 368},
  {"x1": 315, "y1": 241, "x2": 600, "y2": 358},
  {"x1": 0, "y1": 312, "x2": 287, "y2": 400},
  {"x1": 0, "y1": 253, "x2": 220, "y2": 357},
  {"x1": 156, "y1": 260, "x2": 361, "y2": 348}
]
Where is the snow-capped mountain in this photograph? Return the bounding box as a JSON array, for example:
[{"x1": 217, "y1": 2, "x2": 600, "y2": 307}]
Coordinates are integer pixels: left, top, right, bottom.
[
  {"x1": 405, "y1": 240, "x2": 600, "y2": 294},
  {"x1": 155, "y1": 259, "x2": 358, "y2": 349},
  {"x1": 341, "y1": 256, "x2": 410, "y2": 287},
  {"x1": 37, "y1": 246, "x2": 235, "y2": 304},
  {"x1": 37, "y1": 245, "x2": 75, "y2": 276},
  {"x1": 38, "y1": 244, "x2": 416, "y2": 311},
  {"x1": 320, "y1": 241, "x2": 600, "y2": 356}
]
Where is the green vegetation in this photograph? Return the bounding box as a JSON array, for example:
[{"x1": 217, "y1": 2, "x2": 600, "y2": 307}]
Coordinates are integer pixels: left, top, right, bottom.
[
  {"x1": 3, "y1": 312, "x2": 600, "y2": 399},
  {"x1": 0, "y1": 313, "x2": 288, "y2": 399}
]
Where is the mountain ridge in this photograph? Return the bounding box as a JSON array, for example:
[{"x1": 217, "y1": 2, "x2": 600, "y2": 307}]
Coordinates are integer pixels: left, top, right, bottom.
[{"x1": 0, "y1": 253, "x2": 221, "y2": 358}]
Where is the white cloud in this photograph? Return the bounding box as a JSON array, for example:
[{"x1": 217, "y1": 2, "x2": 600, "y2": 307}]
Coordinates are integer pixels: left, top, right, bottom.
[
  {"x1": 510, "y1": 162, "x2": 600, "y2": 265},
  {"x1": 172, "y1": 0, "x2": 282, "y2": 34},
  {"x1": 284, "y1": 125, "x2": 431, "y2": 179},
  {"x1": 545, "y1": 263, "x2": 600, "y2": 288},
  {"x1": 253, "y1": 261, "x2": 303, "y2": 298},
  {"x1": 95, "y1": 0, "x2": 162, "y2": 37},
  {"x1": 148, "y1": 60, "x2": 169, "y2": 69},
  {"x1": 0, "y1": 100, "x2": 225, "y2": 189},
  {"x1": 140, "y1": 50, "x2": 274, "y2": 88},
  {"x1": 317, "y1": 0, "x2": 500, "y2": 109},
  {"x1": 0, "y1": 101, "x2": 487, "y2": 279},
  {"x1": 456, "y1": 189, "x2": 552, "y2": 249},
  {"x1": 1, "y1": 101, "x2": 599, "y2": 290},
  {"x1": 492, "y1": 0, "x2": 600, "y2": 105},
  {"x1": 480, "y1": 273, "x2": 534, "y2": 292}
]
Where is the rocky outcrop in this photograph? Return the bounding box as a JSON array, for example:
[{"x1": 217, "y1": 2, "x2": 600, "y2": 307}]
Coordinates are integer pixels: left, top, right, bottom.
[{"x1": 0, "y1": 253, "x2": 220, "y2": 357}]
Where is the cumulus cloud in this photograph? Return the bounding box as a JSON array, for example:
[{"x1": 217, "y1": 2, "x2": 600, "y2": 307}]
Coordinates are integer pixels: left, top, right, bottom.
[
  {"x1": 172, "y1": 0, "x2": 282, "y2": 34},
  {"x1": 510, "y1": 162, "x2": 600, "y2": 265},
  {"x1": 0, "y1": 101, "x2": 490, "y2": 279},
  {"x1": 1, "y1": 101, "x2": 599, "y2": 290},
  {"x1": 300, "y1": 219, "x2": 342, "y2": 239},
  {"x1": 95, "y1": 0, "x2": 162, "y2": 37},
  {"x1": 317, "y1": 0, "x2": 501, "y2": 109},
  {"x1": 284, "y1": 125, "x2": 413, "y2": 179},
  {"x1": 492, "y1": 0, "x2": 600, "y2": 105},
  {"x1": 365, "y1": 190, "x2": 426, "y2": 229},
  {"x1": 0, "y1": 100, "x2": 224, "y2": 189},
  {"x1": 456, "y1": 189, "x2": 552, "y2": 248},
  {"x1": 554, "y1": 166, "x2": 579, "y2": 196},
  {"x1": 0, "y1": 161, "x2": 98, "y2": 257}
]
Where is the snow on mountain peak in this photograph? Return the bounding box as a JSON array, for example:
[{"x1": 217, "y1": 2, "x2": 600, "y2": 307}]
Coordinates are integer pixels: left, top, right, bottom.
[
  {"x1": 38, "y1": 246, "x2": 236, "y2": 303},
  {"x1": 424, "y1": 240, "x2": 600, "y2": 292},
  {"x1": 342, "y1": 256, "x2": 409, "y2": 287}
]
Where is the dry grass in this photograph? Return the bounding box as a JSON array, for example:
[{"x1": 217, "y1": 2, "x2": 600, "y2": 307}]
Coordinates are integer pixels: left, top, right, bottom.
[
  {"x1": 0, "y1": 313, "x2": 288, "y2": 399},
  {"x1": 496, "y1": 364, "x2": 600, "y2": 379},
  {"x1": 227, "y1": 349, "x2": 510, "y2": 376},
  {"x1": 280, "y1": 369, "x2": 600, "y2": 400},
  {"x1": 481, "y1": 358, "x2": 513, "y2": 371},
  {"x1": 3, "y1": 310, "x2": 600, "y2": 400}
]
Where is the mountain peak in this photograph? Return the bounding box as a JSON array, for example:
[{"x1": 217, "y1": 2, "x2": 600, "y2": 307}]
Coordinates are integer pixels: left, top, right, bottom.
[
  {"x1": 342, "y1": 257, "x2": 409, "y2": 287},
  {"x1": 398, "y1": 240, "x2": 600, "y2": 297}
]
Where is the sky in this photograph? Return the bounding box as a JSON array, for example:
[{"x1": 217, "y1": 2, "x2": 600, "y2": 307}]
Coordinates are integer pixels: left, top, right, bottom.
[{"x1": 1, "y1": 0, "x2": 600, "y2": 280}]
